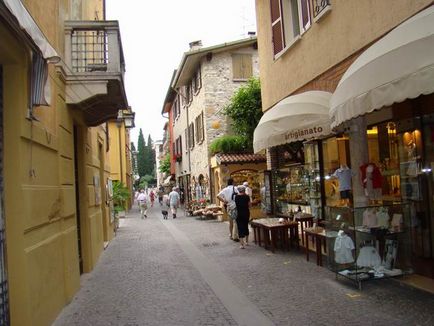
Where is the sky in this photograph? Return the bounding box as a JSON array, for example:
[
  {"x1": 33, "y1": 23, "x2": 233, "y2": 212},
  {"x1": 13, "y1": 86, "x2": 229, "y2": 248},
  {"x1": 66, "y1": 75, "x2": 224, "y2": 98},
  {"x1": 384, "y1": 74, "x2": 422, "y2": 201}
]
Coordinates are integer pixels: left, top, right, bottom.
[{"x1": 106, "y1": 0, "x2": 257, "y2": 146}]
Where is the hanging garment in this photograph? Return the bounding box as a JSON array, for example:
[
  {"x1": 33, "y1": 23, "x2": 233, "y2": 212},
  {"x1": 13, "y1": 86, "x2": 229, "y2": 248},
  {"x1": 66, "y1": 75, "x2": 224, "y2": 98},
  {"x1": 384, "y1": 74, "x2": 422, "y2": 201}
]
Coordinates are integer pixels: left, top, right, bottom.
[
  {"x1": 334, "y1": 231, "x2": 355, "y2": 264},
  {"x1": 356, "y1": 246, "x2": 381, "y2": 268},
  {"x1": 362, "y1": 209, "x2": 378, "y2": 228}
]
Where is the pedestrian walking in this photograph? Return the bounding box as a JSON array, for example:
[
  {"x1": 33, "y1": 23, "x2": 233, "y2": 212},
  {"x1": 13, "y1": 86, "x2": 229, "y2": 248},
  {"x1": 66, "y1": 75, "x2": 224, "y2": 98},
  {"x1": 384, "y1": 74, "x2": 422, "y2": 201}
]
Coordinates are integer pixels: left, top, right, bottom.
[
  {"x1": 137, "y1": 189, "x2": 148, "y2": 219},
  {"x1": 243, "y1": 181, "x2": 253, "y2": 202},
  {"x1": 217, "y1": 178, "x2": 239, "y2": 241},
  {"x1": 134, "y1": 189, "x2": 140, "y2": 206},
  {"x1": 168, "y1": 186, "x2": 181, "y2": 219},
  {"x1": 235, "y1": 185, "x2": 251, "y2": 249},
  {"x1": 157, "y1": 187, "x2": 164, "y2": 206},
  {"x1": 149, "y1": 190, "x2": 155, "y2": 207}
]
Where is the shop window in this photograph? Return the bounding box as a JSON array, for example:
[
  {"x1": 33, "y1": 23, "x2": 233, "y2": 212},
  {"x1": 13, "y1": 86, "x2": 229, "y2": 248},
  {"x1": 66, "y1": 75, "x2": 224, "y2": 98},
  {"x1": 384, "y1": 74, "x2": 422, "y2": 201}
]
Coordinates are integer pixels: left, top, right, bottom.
[
  {"x1": 364, "y1": 123, "x2": 403, "y2": 203},
  {"x1": 321, "y1": 136, "x2": 351, "y2": 207},
  {"x1": 232, "y1": 54, "x2": 253, "y2": 80},
  {"x1": 273, "y1": 141, "x2": 321, "y2": 217}
]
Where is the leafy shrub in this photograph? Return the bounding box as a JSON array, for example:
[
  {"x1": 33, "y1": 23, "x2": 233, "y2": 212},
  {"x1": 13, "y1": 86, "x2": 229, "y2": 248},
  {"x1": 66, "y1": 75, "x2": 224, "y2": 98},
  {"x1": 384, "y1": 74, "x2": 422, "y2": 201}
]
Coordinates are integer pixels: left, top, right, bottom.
[{"x1": 209, "y1": 135, "x2": 248, "y2": 155}]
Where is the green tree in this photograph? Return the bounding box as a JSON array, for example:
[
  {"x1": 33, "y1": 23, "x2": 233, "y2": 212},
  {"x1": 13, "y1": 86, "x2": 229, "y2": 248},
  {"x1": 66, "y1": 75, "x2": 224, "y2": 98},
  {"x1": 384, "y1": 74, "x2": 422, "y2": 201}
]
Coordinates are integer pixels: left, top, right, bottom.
[
  {"x1": 159, "y1": 154, "x2": 171, "y2": 174},
  {"x1": 131, "y1": 141, "x2": 137, "y2": 175},
  {"x1": 137, "y1": 129, "x2": 146, "y2": 177},
  {"x1": 224, "y1": 77, "x2": 262, "y2": 151}
]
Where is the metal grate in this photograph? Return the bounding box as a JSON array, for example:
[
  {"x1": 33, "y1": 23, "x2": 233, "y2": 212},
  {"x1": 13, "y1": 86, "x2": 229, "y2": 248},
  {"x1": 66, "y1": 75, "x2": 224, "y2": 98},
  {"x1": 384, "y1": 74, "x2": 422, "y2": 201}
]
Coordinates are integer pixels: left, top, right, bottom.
[
  {"x1": 0, "y1": 66, "x2": 10, "y2": 326},
  {"x1": 71, "y1": 30, "x2": 108, "y2": 73}
]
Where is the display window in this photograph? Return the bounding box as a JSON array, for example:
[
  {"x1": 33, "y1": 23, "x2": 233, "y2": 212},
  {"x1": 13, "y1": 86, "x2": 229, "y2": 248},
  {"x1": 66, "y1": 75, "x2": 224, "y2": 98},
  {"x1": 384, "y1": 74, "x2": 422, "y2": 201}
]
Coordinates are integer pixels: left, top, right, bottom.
[
  {"x1": 230, "y1": 169, "x2": 261, "y2": 206},
  {"x1": 273, "y1": 141, "x2": 323, "y2": 217},
  {"x1": 321, "y1": 136, "x2": 351, "y2": 207}
]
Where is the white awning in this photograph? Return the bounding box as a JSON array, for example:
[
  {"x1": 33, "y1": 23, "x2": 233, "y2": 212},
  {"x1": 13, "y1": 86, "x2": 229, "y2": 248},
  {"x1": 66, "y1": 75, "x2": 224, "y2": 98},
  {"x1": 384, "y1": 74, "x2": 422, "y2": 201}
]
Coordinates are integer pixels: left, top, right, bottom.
[
  {"x1": 330, "y1": 5, "x2": 434, "y2": 128},
  {"x1": 3, "y1": 0, "x2": 58, "y2": 59},
  {"x1": 253, "y1": 91, "x2": 332, "y2": 153}
]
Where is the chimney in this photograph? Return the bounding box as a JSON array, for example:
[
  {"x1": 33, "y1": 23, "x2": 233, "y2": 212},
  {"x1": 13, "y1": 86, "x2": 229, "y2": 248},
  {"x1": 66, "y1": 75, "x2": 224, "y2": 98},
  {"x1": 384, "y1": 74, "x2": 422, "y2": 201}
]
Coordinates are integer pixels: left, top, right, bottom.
[{"x1": 189, "y1": 40, "x2": 203, "y2": 51}]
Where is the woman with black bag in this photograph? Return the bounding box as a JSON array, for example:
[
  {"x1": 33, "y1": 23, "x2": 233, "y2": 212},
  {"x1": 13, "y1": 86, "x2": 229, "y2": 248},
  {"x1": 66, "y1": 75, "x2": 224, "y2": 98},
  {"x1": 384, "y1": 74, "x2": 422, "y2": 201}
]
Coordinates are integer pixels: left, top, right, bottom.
[{"x1": 235, "y1": 185, "x2": 251, "y2": 249}]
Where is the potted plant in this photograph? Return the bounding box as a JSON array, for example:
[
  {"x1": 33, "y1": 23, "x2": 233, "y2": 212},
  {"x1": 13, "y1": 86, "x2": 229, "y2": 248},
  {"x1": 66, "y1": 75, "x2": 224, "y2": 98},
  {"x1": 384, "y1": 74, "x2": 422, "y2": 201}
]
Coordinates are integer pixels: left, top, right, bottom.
[{"x1": 112, "y1": 181, "x2": 131, "y2": 224}]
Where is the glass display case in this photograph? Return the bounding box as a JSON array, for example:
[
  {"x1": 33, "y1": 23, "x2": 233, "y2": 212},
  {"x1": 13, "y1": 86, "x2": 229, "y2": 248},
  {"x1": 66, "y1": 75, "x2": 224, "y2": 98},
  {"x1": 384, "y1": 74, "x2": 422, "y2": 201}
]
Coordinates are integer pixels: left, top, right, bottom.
[
  {"x1": 324, "y1": 203, "x2": 412, "y2": 289},
  {"x1": 274, "y1": 165, "x2": 309, "y2": 216}
]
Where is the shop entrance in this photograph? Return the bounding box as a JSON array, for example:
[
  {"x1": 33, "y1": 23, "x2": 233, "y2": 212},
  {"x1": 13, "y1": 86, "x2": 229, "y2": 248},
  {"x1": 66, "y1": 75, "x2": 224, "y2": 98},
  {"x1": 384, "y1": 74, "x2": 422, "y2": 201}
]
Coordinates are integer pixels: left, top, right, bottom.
[
  {"x1": 73, "y1": 125, "x2": 83, "y2": 274},
  {"x1": 0, "y1": 65, "x2": 10, "y2": 325}
]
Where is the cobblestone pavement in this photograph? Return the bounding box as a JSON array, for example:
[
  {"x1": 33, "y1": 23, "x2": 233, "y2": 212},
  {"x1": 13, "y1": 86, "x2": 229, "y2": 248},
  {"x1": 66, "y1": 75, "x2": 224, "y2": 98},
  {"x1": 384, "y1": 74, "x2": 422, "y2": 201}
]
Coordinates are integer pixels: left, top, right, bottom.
[{"x1": 52, "y1": 205, "x2": 434, "y2": 326}]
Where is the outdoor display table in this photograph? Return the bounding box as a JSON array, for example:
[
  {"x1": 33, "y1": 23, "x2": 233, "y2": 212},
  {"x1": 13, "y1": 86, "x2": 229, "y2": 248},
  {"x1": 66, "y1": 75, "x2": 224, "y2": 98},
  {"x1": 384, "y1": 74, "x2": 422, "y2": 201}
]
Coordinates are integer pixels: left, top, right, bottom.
[
  {"x1": 305, "y1": 227, "x2": 338, "y2": 266},
  {"x1": 294, "y1": 214, "x2": 314, "y2": 246},
  {"x1": 250, "y1": 218, "x2": 299, "y2": 253}
]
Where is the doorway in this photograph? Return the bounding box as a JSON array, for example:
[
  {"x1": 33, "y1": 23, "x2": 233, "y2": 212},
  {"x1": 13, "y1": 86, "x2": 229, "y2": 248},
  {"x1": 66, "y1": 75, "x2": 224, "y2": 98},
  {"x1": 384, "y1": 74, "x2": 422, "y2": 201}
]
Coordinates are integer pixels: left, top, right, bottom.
[{"x1": 73, "y1": 126, "x2": 83, "y2": 274}]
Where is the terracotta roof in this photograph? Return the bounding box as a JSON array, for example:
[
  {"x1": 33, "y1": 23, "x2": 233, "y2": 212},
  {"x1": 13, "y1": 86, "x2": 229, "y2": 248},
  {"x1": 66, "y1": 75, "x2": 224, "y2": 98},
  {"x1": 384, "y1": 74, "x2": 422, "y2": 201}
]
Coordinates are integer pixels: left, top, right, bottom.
[{"x1": 216, "y1": 153, "x2": 266, "y2": 164}]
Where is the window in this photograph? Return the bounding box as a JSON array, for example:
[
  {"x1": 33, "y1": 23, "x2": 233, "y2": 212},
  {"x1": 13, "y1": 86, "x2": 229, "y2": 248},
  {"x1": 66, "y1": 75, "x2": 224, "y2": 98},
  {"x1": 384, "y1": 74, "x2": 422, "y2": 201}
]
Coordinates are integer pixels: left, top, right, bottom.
[
  {"x1": 189, "y1": 122, "x2": 195, "y2": 149},
  {"x1": 173, "y1": 95, "x2": 180, "y2": 119},
  {"x1": 193, "y1": 67, "x2": 202, "y2": 94},
  {"x1": 270, "y1": 0, "x2": 312, "y2": 57},
  {"x1": 185, "y1": 129, "x2": 189, "y2": 152},
  {"x1": 195, "y1": 112, "x2": 205, "y2": 143},
  {"x1": 175, "y1": 136, "x2": 183, "y2": 161},
  {"x1": 232, "y1": 54, "x2": 253, "y2": 80}
]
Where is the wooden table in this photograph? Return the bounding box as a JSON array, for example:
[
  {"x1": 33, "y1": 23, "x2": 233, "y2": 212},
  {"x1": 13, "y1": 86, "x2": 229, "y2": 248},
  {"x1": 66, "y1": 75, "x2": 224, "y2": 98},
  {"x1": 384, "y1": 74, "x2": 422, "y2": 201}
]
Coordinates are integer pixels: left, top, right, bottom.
[
  {"x1": 251, "y1": 218, "x2": 299, "y2": 253},
  {"x1": 295, "y1": 214, "x2": 314, "y2": 247},
  {"x1": 305, "y1": 227, "x2": 338, "y2": 266}
]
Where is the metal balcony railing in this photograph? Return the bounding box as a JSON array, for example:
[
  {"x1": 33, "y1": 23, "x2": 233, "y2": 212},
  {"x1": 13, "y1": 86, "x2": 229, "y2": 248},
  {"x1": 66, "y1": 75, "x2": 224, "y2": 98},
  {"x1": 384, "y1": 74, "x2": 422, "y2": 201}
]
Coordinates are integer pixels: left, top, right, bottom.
[{"x1": 64, "y1": 20, "x2": 125, "y2": 76}]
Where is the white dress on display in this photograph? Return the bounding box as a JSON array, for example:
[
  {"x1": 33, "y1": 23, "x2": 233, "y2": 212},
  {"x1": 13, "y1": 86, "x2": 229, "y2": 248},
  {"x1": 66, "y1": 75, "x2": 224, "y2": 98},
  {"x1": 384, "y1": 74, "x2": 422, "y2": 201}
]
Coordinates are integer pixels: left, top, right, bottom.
[
  {"x1": 356, "y1": 246, "x2": 382, "y2": 268},
  {"x1": 334, "y1": 230, "x2": 355, "y2": 264}
]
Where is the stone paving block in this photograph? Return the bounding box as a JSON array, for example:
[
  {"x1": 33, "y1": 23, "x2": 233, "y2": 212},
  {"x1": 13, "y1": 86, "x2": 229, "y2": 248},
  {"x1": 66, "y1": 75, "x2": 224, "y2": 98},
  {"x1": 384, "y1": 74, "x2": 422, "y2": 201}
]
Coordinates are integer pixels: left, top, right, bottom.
[{"x1": 52, "y1": 205, "x2": 434, "y2": 326}]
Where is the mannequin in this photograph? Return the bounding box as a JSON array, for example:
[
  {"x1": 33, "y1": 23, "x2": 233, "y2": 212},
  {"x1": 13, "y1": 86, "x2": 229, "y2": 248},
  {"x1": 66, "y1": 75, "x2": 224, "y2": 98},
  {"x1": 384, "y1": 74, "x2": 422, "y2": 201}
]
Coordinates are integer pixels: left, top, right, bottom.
[
  {"x1": 334, "y1": 230, "x2": 355, "y2": 264},
  {"x1": 332, "y1": 164, "x2": 352, "y2": 206},
  {"x1": 360, "y1": 163, "x2": 382, "y2": 203}
]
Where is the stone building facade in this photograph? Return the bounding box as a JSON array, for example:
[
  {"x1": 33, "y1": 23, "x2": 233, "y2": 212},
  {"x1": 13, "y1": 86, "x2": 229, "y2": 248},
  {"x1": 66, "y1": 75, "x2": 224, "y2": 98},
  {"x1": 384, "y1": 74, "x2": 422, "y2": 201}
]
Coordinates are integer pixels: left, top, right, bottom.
[{"x1": 165, "y1": 37, "x2": 259, "y2": 202}]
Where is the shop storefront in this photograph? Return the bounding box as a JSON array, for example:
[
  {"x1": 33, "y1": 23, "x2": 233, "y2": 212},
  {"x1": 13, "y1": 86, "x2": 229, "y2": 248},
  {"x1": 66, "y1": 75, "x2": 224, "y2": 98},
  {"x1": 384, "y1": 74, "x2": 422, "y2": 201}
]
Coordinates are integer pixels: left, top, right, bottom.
[
  {"x1": 328, "y1": 5, "x2": 434, "y2": 280},
  {"x1": 254, "y1": 91, "x2": 333, "y2": 220},
  {"x1": 210, "y1": 153, "x2": 267, "y2": 219}
]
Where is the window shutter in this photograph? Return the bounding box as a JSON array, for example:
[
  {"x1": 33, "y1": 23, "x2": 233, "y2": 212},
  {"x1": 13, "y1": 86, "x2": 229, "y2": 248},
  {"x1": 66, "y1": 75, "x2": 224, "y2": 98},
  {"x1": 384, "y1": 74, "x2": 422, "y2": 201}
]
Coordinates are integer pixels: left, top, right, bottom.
[
  {"x1": 270, "y1": 0, "x2": 285, "y2": 55},
  {"x1": 232, "y1": 54, "x2": 243, "y2": 79},
  {"x1": 191, "y1": 123, "x2": 195, "y2": 148},
  {"x1": 242, "y1": 54, "x2": 253, "y2": 79},
  {"x1": 185, "y1": 129, "x2": 189, "y2": 150},
  {"x1": 200, "y1": 112, "x2": 205, "y2": 142}
]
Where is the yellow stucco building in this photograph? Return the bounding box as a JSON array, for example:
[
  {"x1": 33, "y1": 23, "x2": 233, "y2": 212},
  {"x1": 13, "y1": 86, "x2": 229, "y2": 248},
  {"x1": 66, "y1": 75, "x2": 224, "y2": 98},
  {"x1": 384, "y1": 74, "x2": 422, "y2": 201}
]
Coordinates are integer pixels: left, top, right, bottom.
[
  {"x1": 108, "y1": 110, "x2": 135, "y2": 209},
  {"x1": 0, "y1": 0, "x2": 130, "y2": 325}
]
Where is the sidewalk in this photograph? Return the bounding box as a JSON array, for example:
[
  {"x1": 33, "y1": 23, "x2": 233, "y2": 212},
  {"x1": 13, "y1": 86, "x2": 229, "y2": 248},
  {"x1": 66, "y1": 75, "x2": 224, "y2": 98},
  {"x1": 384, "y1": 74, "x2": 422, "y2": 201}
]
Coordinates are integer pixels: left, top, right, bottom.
[{"x1": 52, "y1": 204, "x2": 434, "y2": 326}]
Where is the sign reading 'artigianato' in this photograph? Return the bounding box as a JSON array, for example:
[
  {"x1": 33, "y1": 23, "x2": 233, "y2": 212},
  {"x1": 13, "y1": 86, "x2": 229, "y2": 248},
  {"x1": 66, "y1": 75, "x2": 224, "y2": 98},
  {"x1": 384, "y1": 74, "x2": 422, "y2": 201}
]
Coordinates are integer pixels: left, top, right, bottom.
[{"x1": 285, "y1": 126, "x2": 324, "y2": 141}]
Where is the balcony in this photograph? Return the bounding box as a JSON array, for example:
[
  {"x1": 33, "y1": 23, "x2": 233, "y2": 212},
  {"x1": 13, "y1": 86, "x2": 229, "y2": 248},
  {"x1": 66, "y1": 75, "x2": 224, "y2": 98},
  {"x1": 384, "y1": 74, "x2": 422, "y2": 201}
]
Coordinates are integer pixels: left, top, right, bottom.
[{"x1": 57, "y1": 20, "x2": 128, "y2": 126}]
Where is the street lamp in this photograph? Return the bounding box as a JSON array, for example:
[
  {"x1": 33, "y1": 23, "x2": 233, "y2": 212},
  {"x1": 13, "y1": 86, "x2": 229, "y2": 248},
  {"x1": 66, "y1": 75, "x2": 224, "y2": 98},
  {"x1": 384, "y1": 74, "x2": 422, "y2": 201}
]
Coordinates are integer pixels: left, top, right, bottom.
[{"x1": 117, "y1": 109, "x2": 135, "y2": 128}]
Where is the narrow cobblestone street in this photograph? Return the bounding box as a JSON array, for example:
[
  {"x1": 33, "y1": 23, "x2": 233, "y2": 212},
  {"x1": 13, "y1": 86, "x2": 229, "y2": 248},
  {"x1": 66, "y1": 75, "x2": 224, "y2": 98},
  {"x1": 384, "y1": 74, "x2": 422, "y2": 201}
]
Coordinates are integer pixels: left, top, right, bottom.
[{"x1": 52, "y1": 205, "x2": 434, "y2": 326}]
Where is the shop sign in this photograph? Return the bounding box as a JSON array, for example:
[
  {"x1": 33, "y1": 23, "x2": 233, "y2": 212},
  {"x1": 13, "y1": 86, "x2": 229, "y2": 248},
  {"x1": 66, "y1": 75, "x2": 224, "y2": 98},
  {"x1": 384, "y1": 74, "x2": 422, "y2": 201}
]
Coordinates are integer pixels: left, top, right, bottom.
[{"x1": 285, "y1": 126, "x2": 324, "y2": 141}]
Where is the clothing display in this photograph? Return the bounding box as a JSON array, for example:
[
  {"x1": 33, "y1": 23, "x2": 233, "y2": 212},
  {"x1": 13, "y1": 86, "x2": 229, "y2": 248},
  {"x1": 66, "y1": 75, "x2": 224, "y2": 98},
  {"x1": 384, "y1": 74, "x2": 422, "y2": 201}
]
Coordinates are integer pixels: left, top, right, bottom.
[
  {"x1": 360, "y1": 163, "x2": 382, "y2": 200},
  {"x1": 334, "y1": 230, "x2": 355, "y2": 264},
  {"x1": 333, "y1": 166, "x2": 352, "y2": 192},
  {"x1": 376, "y1": 207, "x2": 390, "y2": 228},
  {"x1": 362, "y1": 208, "x2": 378, "y2": 228},
  {"x1": 356, "y1": 245, "x2": 381, "y2": 268}
]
